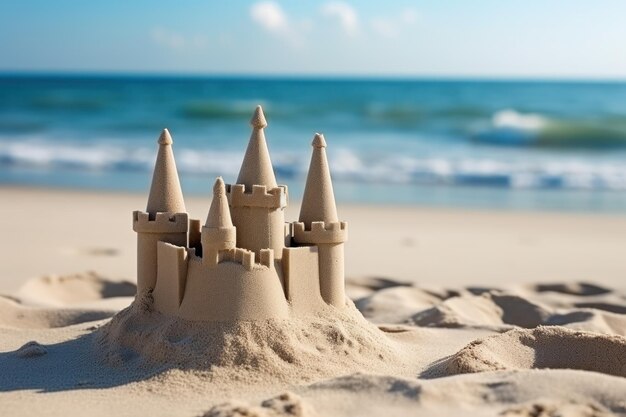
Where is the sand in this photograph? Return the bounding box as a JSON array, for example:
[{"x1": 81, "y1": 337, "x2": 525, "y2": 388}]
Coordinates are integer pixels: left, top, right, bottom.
[
  {"x1": 2, "y1": 186, "x2": 626, "y2": 293},
  {"x1": 1, "y1": 186, "x2": 626, "y2": 416}
]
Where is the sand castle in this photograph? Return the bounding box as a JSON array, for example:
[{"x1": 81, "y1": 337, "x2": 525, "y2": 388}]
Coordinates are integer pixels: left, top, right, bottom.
[{"x1": 132, "y1": 106, "x2": 348, "y2": 321}]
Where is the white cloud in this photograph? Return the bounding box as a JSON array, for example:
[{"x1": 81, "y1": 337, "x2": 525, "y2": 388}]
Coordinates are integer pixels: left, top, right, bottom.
[
  {"x1": 401, "y1": 8, "x2": 418, "y2": 25},
  {"x1": 370, "y1": 8, "x2": 418, "y2": 39},
  {"x1": 151, "y1": 28, "x2": 208, "y2": 50},
  {"x1": 321, "y1": 2, "x2": 359, "y2": 37},
  {"x1": 250, "y1": 1, "x2": 289, "y2": 34},
  {"x1": 249, "y1": 2, "x2": 415, "y2": 44},
  {"x1": 250, "y1": 2, "x2": 309, "y2": 47}
]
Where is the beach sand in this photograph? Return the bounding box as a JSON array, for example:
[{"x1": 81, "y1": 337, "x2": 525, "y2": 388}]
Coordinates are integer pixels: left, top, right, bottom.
[{"x1": 1, "y1": 186, "x2": 626, "y2": 416}]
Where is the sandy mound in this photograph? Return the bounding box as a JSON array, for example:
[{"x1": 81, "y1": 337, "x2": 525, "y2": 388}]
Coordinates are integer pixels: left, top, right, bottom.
[
  {"x1": 546, "y1": 310, "x2": 626, "y2": 336},
  {"x1": 95, "y1": 293, "x2": 408, "y2": 384},
  {"x1": 15, "y1": 272, "x2": 135, "y2": 307},
  {"x1": 410, "y1": 292, "x2": 552, "y2": 329},
  {"x1": 355, "y1": 286, "x2": 446, "y2": 324},
  {"x1": 0, "y1": 295, "x2": 115, "y2": 328},
  {"x1": 394, "y1": 289, "x2": 626, "y2": 336},
  {"x1": 353, "y1": 279, "x2": 626, "y2": 330},
  {"x1": 440, "y1": 326, "x2": 626, "y2": 377}
]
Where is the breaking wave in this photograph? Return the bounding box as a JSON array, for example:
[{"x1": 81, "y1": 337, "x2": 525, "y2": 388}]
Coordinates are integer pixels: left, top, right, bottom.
[
  {"x1": 1, "y1": 140, "x2": 626, "y2": 191},
  {"x1": 474, "y1": 109, "x2": 626, "y2": 148}
]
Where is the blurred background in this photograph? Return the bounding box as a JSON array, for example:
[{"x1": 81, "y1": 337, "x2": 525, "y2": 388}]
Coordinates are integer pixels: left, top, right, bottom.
[{"x1": 1, "y1": 0, "x2": 626, "y2": 212}]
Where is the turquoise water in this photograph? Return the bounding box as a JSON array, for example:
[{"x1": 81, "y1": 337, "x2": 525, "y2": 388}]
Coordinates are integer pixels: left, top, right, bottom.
[{"x1": 1, "y1": 75, "x2": 626, "y2": 212}]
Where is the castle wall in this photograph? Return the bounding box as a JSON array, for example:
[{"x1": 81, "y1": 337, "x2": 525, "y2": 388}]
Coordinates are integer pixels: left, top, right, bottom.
[
  {"x1": 153, "y1": 242, "x2": 188, "y2": 315},
  {"x1": 133, "y1": 211, "x2": 188, "y2": 293},
  {"x1": 317, "y1": 243, "x2": 345, "y2": 307},
  {"x1": 282, "y1": 246, "x2": 326, "y2": 315},
  {"x1": 177, "y1": 255, "x2": 289, "y2": 321}
]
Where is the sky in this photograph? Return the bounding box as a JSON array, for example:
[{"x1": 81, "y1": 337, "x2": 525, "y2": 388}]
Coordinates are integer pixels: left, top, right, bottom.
[{"x1": 1, "y1": 0, "x2": 625, "y2": 79}]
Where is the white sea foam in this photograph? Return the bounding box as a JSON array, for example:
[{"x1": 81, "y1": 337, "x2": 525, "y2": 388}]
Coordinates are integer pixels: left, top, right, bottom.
[
  {"x1": 492, "y1": 109, "x2": 547, "y2": 131},
  {"x1": 1, "y1": 140, "x2": 626, "y2": 191}
]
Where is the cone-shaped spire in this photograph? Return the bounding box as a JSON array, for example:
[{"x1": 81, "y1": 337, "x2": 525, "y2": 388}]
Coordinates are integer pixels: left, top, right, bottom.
[
  {"x1": 236, "y1": 106, "x2": 277, "y2": 189},
  {"x1": 299, "y1": 133, "x2": 339, "y2": 225},
  {"x1": 205, "y1": 177, "x2": 233, "y2": 228},
  {"x1": 146, "y1": 129, "x2": 186, "y2": 213}
]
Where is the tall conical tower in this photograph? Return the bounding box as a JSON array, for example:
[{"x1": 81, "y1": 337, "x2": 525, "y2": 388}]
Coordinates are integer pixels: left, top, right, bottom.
[
  {"x1": 293, "y1": 133, "x2": 348, "y2": 307},
  {"x1": 236, "y1": 106, "x2": 278, "y2": 189},
  {"x1": 299, "y1": 134, "x2": 338, "y2": 225},
  {"x1": 226, "y1": 106, "x2": 288, "y2": 259},
  {"x1": 133, "y1": 129, "x2": 188, "y2": 293},
  {"x1": 202, "y1": 177, "x2": 236, "y2": 266}
]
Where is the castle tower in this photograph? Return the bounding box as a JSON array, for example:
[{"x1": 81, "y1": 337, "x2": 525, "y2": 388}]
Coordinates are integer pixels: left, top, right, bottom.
[
  {"x1": 202, "y1": 177, "x2": 236, "y2": 266},
  {"x1": 226, "y1": 106, "x2": 287, "y2": 259},
  {"x1": 133, "y1": 129, "x2": 188, "y2": 293},
  {"x1": 293, "y1": 133, "x2": 348, "y2": 307}
]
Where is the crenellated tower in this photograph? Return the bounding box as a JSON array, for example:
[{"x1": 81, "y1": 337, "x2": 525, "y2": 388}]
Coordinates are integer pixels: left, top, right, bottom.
[
  {"x1": 226, "y1": 106, "x2": 288, "y2": 260},
  {"x1": 133, "y1": 129, "x2": 188, "y2": 293},
  {"x1": 293, "y1": 133, "x2": 348, "y2": 307}
]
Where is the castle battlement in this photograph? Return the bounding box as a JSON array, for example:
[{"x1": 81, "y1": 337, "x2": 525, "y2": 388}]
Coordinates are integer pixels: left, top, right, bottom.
[
  {"x1": 134, "y1": 106, "x2": 348, "y2": 320},
  {"x1": 259, "y1": 248, "x2": 275, "y2": 268},
  {"x1": 292, "y1": 221, "x2": 348, "y2": 244},
  {"x1": 133, "y1": 211, "x2": 188, "y2": 233},
  {"x1": 226, "y1": 183, "x2": 287, "y2": 209},
  {"x1": 217, "y1": 247, "x2": 274, "y2": 270},
  {"x1": 219, "y1": 248, "x2": 254, "y2": 270}
]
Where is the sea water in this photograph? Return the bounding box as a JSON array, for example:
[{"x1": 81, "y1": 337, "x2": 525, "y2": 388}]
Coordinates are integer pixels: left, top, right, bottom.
[{"x1": 1, "y1": 75, "x2": 625, "y2": 212}]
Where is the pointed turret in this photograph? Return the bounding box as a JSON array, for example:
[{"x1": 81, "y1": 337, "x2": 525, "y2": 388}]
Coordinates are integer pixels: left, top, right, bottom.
[
  {"x1": 146, "y1": 129, "x2": 186, "y2": 214},
  {"x1": 202, "y1": 177, "x2": 237, "y2": 266},
  {"x1": 133, "y1": 128, "x2": 189, "y2": 293},
  {"x1": 236, "y1": 106, "x2": 277, "y2": 189},
  {"x1": 293, "y1": 133, "x2": 347, "y2": 308},
  {"x1": 299, "y1": 133, "x2": 338, "y2": 225},
  {"x1": 226, "y1": 106, "x2": 287, "y2": 259},
  {"x1": 205, "y1": 177, "x2": 233, "y2": 228}
]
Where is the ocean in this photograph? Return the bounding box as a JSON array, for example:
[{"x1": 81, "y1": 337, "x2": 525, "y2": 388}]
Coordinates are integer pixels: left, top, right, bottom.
[{"x1": 1, "y1": 75, "x2": 626, "y2": 212}]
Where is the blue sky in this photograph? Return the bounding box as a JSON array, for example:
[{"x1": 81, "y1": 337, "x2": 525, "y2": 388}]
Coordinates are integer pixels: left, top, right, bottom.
[{"x1": 1, "y1": 0, "x2": 625, "y2": 78}]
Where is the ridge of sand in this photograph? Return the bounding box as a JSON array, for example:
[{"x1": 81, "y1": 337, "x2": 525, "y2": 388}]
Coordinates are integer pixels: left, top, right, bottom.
[
  {"x1": 411, "y1": 292, "x2": 553, "y2": 329},
  {"x1": 0, "y1": 295, "x2": 116, "y2": 329},
  {"x1": 14, "y1": 272, "x2": 136, "y2": 307},
  {"x1": 353, "y1": 282, "x2": 626, "y2": 336},
  {"x1": 439, "y1": 326, "x2": 626, "y2": 377}
]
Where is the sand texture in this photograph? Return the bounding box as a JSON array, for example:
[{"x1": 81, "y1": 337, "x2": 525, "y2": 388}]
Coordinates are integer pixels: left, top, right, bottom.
[
  {"x1": 1, "y1": 187, "x2": 626, "y2": 416},
  {"x1": 1, "y1": 273, "x2": 625, "y2": 416}
]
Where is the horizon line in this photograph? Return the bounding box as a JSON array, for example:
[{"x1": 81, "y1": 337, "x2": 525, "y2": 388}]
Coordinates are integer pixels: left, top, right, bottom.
[{"x1": 1, "y1": 70, "x2": 625, "y2": 84}]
